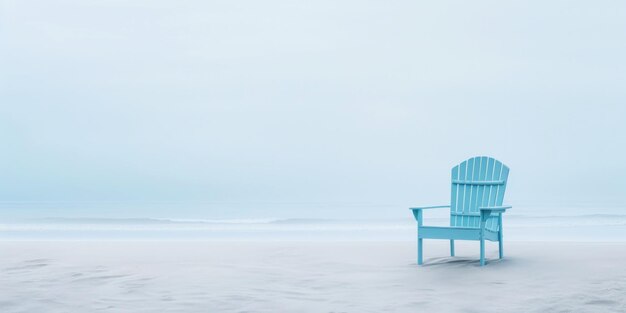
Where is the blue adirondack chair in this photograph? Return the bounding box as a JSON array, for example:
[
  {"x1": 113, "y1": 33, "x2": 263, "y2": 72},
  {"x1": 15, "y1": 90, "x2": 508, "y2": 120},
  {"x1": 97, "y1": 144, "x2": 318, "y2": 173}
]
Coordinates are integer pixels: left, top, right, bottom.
[{"x1": 410, "y1": 156, "x2": 511, "y2": 266}]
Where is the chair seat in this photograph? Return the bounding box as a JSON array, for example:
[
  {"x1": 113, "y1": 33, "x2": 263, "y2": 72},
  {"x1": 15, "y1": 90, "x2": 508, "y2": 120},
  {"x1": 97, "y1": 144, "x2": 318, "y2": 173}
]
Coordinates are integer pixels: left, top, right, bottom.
[{"x1": 418, "y1": 226, "x2": 499, "y2": 241}]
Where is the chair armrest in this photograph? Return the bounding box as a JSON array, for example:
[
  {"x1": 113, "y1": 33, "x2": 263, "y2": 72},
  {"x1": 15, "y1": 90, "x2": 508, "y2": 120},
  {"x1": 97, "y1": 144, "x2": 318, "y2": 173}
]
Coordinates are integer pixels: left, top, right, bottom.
[
  {"x1": 410, "y1": 205, "x2": 450, "y2": 223},
  {"x1": 479, "y1": 206, "x2": 512, "y2": 223},
  {"x1": 409, "y1": 205, "x2": 450, "y2": 210},
  {"x1": 479, "y1": 206, "x2": 512, "y2": 214}
]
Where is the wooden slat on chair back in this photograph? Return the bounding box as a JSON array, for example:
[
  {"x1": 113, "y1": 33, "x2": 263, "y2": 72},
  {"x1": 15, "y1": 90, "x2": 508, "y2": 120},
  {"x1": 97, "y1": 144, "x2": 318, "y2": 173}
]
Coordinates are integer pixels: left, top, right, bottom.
[{"x1": 450, "y1": 156, "x2": 509, "y2": 231}]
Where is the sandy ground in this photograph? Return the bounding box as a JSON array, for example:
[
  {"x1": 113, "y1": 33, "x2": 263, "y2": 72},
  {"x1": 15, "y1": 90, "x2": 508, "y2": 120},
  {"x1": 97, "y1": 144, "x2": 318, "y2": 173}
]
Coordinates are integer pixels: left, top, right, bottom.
[{"x1": 1, "y1": 240, "x2": 625, "y2": 313}]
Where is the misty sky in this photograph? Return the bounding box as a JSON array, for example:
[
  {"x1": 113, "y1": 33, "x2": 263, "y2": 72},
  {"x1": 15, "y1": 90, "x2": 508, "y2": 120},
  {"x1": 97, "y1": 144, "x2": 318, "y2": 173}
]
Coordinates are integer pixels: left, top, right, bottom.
[{"x1": 1, "y1": 0, "x2": 626, "y2": 217}]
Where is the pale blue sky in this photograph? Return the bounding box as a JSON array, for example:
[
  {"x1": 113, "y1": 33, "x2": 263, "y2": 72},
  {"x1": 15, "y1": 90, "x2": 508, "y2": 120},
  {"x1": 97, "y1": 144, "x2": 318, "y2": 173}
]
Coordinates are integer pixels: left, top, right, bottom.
[{"x1": 1, "y1": 1, "x2": 625, "y2": 217}]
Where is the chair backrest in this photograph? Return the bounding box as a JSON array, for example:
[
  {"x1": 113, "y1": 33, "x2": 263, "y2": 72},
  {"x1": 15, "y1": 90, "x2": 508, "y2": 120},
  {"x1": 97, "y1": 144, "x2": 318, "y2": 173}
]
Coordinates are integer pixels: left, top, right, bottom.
[{"x1": 450, "y1": 156, "x2": 509, "y2": 231}]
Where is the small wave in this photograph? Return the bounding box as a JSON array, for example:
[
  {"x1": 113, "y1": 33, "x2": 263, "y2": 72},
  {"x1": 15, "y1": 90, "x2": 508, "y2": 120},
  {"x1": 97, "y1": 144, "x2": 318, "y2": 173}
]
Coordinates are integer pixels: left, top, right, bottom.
[
  {"x1": 154, "y1": 218, "x2": 283, "y2": 224},
  {"x1": 269, "y1": 218, "x2": 334, "y2": 224},
  {"x1": 508, "y1": 214, "x2": 626, "y2": 219},
  {"x1": 17, "y1": 217, "x2": 339, "y2": 225}
]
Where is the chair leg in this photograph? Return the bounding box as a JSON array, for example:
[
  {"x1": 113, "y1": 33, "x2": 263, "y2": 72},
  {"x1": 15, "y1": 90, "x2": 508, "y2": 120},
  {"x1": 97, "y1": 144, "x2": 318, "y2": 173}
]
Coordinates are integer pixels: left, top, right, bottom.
[
  {"x1": 418, "y1": 238, "x2": 423, "y2": 265},
  {"x1": 450, "y1": 240, "x2": 455, "y2": 257},
  {"x1": 498, "y1": 231, "x2": 504, "y2": 259},
  {"x1": 480, "y1": 238, "x2": 485, "y2": 266}
]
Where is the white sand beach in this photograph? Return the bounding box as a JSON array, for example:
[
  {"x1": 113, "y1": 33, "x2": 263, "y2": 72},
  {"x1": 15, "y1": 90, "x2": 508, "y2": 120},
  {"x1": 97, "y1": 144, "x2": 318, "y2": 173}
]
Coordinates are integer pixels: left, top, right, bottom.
[{"x1": 1, "y1": 240, "x2": 625, "y2": 313}]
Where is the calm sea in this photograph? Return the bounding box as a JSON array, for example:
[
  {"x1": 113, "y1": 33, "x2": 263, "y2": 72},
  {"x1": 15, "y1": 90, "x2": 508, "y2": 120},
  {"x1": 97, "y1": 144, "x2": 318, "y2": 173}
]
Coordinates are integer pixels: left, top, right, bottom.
[{"x1": 1, "y1": 202, "x2": 625, "y2": 241}]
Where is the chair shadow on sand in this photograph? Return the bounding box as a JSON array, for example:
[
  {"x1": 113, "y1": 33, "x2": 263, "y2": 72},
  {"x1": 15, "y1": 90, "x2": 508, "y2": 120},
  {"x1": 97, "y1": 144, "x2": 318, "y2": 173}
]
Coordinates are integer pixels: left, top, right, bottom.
[{"x1": 417, "y1": 256, "x2": 510, "y2": 268}]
